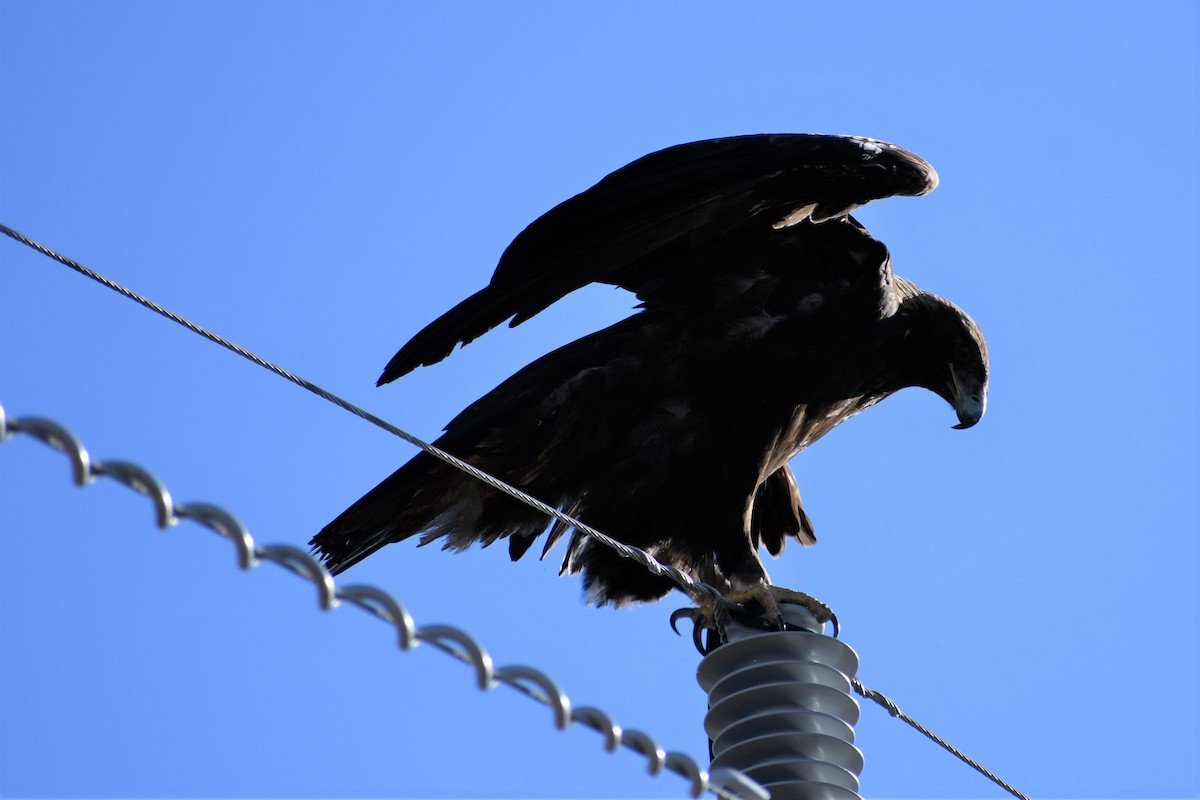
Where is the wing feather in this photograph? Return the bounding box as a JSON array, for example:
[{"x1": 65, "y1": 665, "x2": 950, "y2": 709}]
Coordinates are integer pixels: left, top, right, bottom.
[{"x1": 378, "y1": 134, "x2": 936, "y2": 383}]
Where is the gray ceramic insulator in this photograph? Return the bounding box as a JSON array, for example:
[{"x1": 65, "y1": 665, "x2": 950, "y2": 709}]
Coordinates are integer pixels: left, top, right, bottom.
[{"x1": 698, "y1": 605, "x2": 863, "y2": 800}]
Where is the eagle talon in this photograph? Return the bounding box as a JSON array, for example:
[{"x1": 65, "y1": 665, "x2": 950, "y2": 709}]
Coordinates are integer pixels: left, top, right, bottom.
[
  {"x1": 668, "y1": 607, "x2": 689, "y2": 636},
  {"x1": 669, "y1": 599, "x2": 753, "y2": 653},
  {"x1": 669, "y1": 606, "x2": 705, "y2": 635},
  {"x1": 670, "y1": 606, "x2": 713, "y2": 653},
  {"x1": 672, "y1": 585, "x2": 837, "y2": 653}
]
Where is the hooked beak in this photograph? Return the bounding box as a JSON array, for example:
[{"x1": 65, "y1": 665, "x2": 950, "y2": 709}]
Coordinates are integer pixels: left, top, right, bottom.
[{"x1": 948, "y1": 363, "x2": 986, "y2": 430}]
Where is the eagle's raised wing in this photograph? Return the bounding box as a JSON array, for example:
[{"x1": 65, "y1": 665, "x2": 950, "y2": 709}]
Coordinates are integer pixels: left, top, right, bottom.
[{"x1": 377, "y1": 134, "x2": 937, "y2": 384}]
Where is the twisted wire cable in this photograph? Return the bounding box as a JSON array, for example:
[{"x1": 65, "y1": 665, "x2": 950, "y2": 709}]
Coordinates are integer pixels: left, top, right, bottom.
[
  {"x1": 0, "y1": 402, "x2": 767, "y2": 800},
  {"x1": 851, "y1": 677, "x2": 1030, "y2": 800},
  {"x1": 3, "y1": 224, "x2": 1033, "y2": 800},
  {"x1": 0, "y1": 221, "x2": 723, "y2": 606}
]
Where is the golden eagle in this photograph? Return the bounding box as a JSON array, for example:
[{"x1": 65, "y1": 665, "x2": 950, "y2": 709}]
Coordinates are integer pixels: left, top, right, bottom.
[{"x1": 311, "y1": 134, "x2": 988, "y2": 616}]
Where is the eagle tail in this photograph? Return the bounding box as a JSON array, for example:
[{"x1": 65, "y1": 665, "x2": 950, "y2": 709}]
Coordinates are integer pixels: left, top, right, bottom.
[
  {"x1": 310, "y1": 451, "x2": 554, "y2": 575},
  {"x1": 310, "y1": 453, "x2": 457, "y2": 573}
]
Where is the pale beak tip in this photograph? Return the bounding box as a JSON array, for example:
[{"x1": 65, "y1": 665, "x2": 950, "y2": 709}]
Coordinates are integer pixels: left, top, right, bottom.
[{"x1": 952, "y1": 405, "x2": 984, "y2": 430}]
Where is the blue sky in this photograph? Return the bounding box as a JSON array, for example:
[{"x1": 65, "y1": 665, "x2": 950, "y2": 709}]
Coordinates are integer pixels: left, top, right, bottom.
[{"x1": 1, "y1": 2, "x2": 1196, "y2": 798}]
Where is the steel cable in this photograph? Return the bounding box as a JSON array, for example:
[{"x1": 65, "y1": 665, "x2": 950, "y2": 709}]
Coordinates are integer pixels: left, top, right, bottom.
[
  {"x1": 851, "y1": 678, "x2": 1030, "y2": 800},
  {"x1": 3, "y1": 224, "x2": 1033, "y2": 800},
  {"x1": 0, "y1": 403, "x2": 767, "y2": 800},
  {"x1": 0, "y1": 221, "x2": 723, "y2": 606}
]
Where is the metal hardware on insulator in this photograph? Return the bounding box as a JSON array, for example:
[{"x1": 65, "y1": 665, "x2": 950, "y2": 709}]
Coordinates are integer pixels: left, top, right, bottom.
[{"x1": 699, "y1": 604, "x2": 864, "y2": 800}]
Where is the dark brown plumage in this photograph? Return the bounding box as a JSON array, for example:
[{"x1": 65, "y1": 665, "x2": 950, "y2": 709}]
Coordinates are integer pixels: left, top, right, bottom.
[{"x1": 312, "y1": 134, "x2": 988, "y2": 605}]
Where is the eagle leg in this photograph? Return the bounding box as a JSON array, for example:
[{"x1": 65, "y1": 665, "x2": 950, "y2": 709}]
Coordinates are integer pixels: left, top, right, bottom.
[
  {"x1": 724, "y1": 583, "x2": 838, "y2": 637},
  {"x1": 670, "y1": 585, "x2": 838, "y2": 653}
]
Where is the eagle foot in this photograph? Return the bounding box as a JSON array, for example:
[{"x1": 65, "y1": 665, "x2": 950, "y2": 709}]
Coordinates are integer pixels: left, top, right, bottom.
[
  {"x1": 669, "y1": 606, "x2": 715, "y2": 654},
  {"x1": 670, "y1": 585, "x2": 838, "y2": 654},
  {"x1": 726, "y1": 584, "x2": 838, "y2": 636}
]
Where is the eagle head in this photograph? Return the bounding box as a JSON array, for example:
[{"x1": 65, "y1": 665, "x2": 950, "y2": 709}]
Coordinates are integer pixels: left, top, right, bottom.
[{"x1": 903, "y1": 293, "x2": 989, "y2": 429}]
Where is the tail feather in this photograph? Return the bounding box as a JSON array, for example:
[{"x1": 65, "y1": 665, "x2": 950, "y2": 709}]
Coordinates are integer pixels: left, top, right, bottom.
[
  {"x1": 310, "y1": 453, "x2": 462, "y2": 573},
  {"x1": 310, "y1": 450, "x2": 559, "y2": 575}
]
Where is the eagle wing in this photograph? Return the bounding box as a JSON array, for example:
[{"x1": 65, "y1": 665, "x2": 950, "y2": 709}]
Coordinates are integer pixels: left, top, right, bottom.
[{"x1": 377, "y1": 134, "x2": 937, "y2": 384}]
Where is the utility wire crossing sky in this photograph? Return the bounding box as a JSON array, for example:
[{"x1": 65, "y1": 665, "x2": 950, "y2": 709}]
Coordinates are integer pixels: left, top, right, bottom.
[{"x1": 1, "y1": 3, "x2": 1196, "y2": 799}]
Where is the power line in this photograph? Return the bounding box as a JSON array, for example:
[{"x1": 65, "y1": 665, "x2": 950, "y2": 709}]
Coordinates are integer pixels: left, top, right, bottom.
[
  {"x1": 0, "y1": 403, "x2": 767, "y2": 800},
  {"x1": 851, "y1": 679, "x2": 1030, "y2": 800},
  {"x1": 2, "y1": 224, "x2": 1032, "y2": 800},
  {"x1": 0, "y1": 221, "x2": 724, "y2": 607}
]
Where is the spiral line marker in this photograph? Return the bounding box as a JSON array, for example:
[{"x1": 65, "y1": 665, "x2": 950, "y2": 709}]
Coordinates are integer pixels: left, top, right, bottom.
[{"x1": 0, "y1": 402, "x2": 766, "y2": 800}]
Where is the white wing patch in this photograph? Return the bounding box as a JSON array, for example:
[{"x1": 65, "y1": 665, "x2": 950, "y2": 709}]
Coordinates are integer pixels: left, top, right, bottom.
[{"x1": 848, "y1": 135, "x2": 884, "y2": 154}]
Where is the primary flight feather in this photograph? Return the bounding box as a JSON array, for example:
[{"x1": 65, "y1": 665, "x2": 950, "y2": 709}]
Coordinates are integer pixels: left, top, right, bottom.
[{"x1": 312, "y1": 134, "x2": 988, "y2": 607}]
